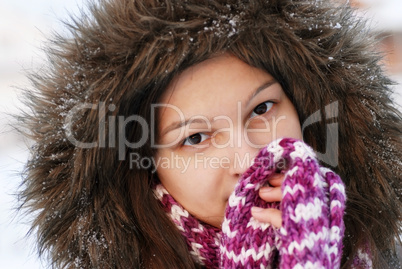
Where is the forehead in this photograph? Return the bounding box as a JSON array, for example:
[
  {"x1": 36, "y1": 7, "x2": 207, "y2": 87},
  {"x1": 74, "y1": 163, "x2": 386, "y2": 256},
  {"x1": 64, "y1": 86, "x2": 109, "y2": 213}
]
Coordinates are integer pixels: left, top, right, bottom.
[{"x1": 158, "y1": 54, "x2": 273, "y2": 117}]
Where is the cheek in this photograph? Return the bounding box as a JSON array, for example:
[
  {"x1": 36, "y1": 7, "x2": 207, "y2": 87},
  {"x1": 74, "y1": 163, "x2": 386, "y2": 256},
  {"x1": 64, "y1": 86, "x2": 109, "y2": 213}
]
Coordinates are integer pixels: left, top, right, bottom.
[
  {"x1": 246, "y1": 109, "x2": 302, "y2": 146},
  {"x1": 156, "y1": 154, "x2": 228, "y2": 227},
  {"x1": 275, "y1": 113, "x2": 302, "y2": 139},
  {"x1": 157, "y1": 160, "x2": 222, "y2": 207}
]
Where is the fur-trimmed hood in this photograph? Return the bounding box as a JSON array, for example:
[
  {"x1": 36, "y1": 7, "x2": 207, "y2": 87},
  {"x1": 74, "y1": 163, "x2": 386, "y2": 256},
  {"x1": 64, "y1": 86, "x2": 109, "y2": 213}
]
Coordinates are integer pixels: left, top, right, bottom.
[{"x1": 20, "y1": 0, "x2": 401, "y2": 268}]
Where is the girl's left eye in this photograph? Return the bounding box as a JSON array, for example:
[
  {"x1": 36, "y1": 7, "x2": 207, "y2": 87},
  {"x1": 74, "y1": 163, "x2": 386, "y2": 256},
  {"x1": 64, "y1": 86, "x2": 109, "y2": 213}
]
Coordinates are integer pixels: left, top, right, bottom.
[
  {"x1": 250, "y1": 101, "x2": 274, "y2": 118},
  {"x1": 183, "y1": 133, "x2": 210, "y2": 146}
]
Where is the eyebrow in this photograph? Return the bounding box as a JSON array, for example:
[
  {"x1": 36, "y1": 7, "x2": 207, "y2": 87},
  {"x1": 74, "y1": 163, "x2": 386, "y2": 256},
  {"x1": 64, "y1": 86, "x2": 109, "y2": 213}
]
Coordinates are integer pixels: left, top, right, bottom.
[
  {"x1": 160, "y1": 117, "x2": 212, "y2": 137},
  {"x1": 160, "y1": 80, "x2": 277, "y2": 136},
  {"x1": 245, "y1": 80, "x2": 277, "y2": 108}
]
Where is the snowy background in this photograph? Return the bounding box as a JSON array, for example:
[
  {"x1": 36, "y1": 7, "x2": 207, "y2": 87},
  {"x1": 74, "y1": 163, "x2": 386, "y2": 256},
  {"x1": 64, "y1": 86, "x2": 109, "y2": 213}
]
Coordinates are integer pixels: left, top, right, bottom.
[
  {"x1": 1, "y1": 1, "x2": 84, "y2": 268},
  {"x1": 0, "y1": 1, "x2": 401, "y2": 268}
]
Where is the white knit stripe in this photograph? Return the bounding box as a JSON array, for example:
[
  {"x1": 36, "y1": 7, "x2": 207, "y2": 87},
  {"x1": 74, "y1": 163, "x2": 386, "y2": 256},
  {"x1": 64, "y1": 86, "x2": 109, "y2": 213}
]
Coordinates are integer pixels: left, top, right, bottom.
[
  {"x1": 227, "y1": 194, "x2": 245, "y2": 207},
  {"x1": 189, "y1": 242, "x2": 206, "y2": 262},
  {"x1": 254, "y1": 181, "x2": 267, "y2": 191},
  {"x1": 272, "y1": 150, "x2": 284, "y2": 163},
  {"x1": 222, "y1": 217, "x2": 271, "y2": 239},
  {"x1": 327, "y1": 246, "x2": 339, "y2": 258},
  {"x1": 319, "y1": 167, "x2": 332, "y2": 176},
  {"x1": 173, "y1": 207, "x2": 218, "y2": 265},
  {"x1": 292, "y1": 261, "x2": 325, "y2": 269},
  {"x1": 290, "y1": 141, "x2": 316, "y2": 161},
  {"x1": 327, "y1": 227, "x2": 342, "y2": 262},
  {"x1": 214, "y1": 234, "x2": 221, "y2": 246},
  {"x1": 290, "y1": 197, "x2": 324, "y2": 222},
  {"x1": 172, "y1": 222, "x2": 185, "y2": 232},
  {"x1": 266, "y1": 139, "x2": 284, "y2": 163},
  {"x1": 261, "y1": 264, "x2": 270, "y2": 269},
  {"x1": 327, "y1": 228, "x2": 341, "y2": 258},
  {"x1": 220, "y1": 241, "x2": 274, "y2": 265},
  {"x1": 244, "y1": 182, "x2": 257, "y2": 192},
  {"x1": 170, "y1": 204, "x2": 189, "y2": 221},
  {"x1": 168, "y1": 204, "x2": 214, "y2": 246},
  {"x1": 227, "y1": 181, "x2": 261, "y2": 207},
  {"x1": 322, "y1": 179, "x2": 329, "y2": 189},
  {"x1": 246, "y1": 216, "x2": 272, "y2": 231},
  {"x1": 294, "y1": 140, "x2": 317, "y2": 157},
  {"x1": 285, "y1": 168, "x2": 322, "y2": 189},
  {"x1": 328, "y1": 226, "x2": 342, "y2": 243},
  {"x1": 266, "y1": 138, "x2": 281, "y2": 151},
  {"x1": 282, "y1": 183, "x2": 306, "y2": 196},
  {"x1": 324, "y1": 169, "x2": 345, "y2": 268},
  {"x1": 284, "y1": 227, "x2": 330, "y2": 255},
  {"x1": 329, "y1": 182, "x2": 345, "y2": 195},
  {"x1": 153, "y1": 184, "x2": 169, "y2": 199},
  {"x1": 313, "y1": 172, "x2": 324, "y2": 188},
  {"x1": 221, "y1": 219, "x2": 238, "y2": 238},
  {"x1": 329, "y1": 200, "x2": 342, "y2": 211},
  {"x1": 284, "y1": 167, "x2": 322, "y2": 189},
  {"x1": 320, "y1": 167, "x2": 334, "y2": 194},
  {"x1": 155, "y1": 186, "x2": 213, "y2": 241},
  {"x1": 286, "y1": 165, "x2": 298, "y2": 177},
  {"x1": 289, "y1": 150, "x2": 309, "y2": 162}
]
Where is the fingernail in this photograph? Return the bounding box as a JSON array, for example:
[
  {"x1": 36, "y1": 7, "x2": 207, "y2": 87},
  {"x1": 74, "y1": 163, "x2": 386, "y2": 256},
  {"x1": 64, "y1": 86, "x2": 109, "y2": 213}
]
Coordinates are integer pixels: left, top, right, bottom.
[
  {"x1": 251, "y1": 207, "x2": 263, "y2": 213},
  {"x1": 260, "y1": 186, "x2": 273, "y2": 193}
]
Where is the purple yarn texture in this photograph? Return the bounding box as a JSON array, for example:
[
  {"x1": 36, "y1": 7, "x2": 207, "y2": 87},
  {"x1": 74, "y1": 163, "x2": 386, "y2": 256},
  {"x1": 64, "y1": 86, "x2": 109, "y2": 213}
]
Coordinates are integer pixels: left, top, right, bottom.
[{"x1": 154, "y1": 138, "x2": 357, "y2": 268}]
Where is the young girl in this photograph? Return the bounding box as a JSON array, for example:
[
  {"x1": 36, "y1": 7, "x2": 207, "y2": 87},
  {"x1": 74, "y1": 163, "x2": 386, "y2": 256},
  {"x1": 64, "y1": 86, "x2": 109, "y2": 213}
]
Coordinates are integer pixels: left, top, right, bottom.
[{"x1": 19, "y1": 0, "x2": 401, "y2": 268}]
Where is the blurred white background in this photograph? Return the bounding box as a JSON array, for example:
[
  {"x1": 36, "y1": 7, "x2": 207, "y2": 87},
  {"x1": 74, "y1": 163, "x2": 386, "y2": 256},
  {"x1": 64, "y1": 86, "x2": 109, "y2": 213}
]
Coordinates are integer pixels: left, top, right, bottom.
[
  {"x1": 0, "y1": 0, "x2": 401, "y2": 268},
  {"x1": 1, "y1": 1, "x2": 84, "y2": 268}
]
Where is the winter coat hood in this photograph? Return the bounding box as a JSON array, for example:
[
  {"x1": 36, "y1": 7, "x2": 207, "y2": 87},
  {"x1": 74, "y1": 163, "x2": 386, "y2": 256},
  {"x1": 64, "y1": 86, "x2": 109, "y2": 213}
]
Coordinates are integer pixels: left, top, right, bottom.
[{"x1": 20, "y1": 0, "x2": 401, "y2": 268}]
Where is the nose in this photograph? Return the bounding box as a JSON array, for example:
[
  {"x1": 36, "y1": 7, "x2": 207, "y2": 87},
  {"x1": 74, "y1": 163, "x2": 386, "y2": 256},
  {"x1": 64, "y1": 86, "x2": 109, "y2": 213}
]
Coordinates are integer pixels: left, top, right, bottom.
[{"x1": 227, "y1": 131, "x2": 260, "y2": 177}]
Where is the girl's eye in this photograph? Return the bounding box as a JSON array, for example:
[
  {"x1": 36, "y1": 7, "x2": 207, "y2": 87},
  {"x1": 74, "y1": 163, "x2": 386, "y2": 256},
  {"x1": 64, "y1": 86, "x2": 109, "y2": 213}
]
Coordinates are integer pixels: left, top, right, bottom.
[
  {"x1": 250, "y1": 101, "x2": 274, "y2": 118},
  {"x1": 183, "y1": 133, "x2": 210, "y2": 146}
]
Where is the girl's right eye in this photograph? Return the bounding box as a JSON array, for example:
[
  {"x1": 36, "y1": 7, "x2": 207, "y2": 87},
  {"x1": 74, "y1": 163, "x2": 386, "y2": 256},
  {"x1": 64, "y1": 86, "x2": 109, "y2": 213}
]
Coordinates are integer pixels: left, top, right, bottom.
[
  {"x1": 183, "y1": 133, "x2": 210, "y2": 146},
  {"x1": 250, "y1": 101, "x2": 274, "y2": 119}
]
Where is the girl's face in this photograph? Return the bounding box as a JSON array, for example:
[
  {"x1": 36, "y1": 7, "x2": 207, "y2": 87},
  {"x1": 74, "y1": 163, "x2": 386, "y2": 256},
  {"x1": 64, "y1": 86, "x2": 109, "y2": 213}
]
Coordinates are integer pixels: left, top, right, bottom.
[{"x1": 155, "y1": 54, "x2": 302, "y2": 227}]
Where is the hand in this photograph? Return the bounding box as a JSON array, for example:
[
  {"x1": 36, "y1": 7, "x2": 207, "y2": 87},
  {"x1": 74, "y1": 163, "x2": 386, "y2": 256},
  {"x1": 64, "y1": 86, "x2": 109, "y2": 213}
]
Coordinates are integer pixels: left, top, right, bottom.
[{"x1": 251, "y1": 173, "x2": 284, "y2": 228}]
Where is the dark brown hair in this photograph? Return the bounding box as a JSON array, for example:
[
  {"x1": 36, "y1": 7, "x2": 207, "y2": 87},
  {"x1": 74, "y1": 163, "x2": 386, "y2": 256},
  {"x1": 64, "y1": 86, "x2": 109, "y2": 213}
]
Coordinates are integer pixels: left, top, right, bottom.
[{"x1": 19, "y1": 0, "x2": 401, "y2": 268}]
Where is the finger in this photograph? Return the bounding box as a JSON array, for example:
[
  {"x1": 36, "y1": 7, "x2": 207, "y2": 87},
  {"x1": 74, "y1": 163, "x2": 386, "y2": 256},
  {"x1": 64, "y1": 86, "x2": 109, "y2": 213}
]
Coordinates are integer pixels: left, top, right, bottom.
[
  {"x1": 268, "y1": 173, "x2": 285, "y2": 187},
  {"x1": 259, "y1": 186, "x2": 282, "y2": 202},
  {"x1": 251, "y1": 207, "x2": 282, "y2": 228}
]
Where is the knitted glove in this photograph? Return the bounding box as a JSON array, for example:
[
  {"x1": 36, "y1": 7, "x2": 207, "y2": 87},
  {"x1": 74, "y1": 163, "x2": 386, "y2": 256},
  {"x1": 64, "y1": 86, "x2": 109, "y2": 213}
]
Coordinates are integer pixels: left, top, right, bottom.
[
  {"x1": 155, "y1": 138, "x2": 346, "y2": 268},
  {"x1": 220, "y1": 138, "x2": 346, "y2": 268}
]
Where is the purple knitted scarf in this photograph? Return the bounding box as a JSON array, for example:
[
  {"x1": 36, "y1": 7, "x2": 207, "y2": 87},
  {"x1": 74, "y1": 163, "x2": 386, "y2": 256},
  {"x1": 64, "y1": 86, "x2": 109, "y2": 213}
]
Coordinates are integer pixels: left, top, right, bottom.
[{"x1": 154, "y1": 138, "x2": 372, "y2": 268}]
